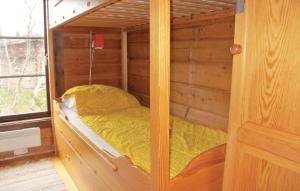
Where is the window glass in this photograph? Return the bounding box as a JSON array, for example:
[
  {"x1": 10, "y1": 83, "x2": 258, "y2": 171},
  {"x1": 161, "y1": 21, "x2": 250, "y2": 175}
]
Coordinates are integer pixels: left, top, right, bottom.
[
  {"x1": 0, "y1": 0, "x2": 44, "y2": 37},
  {"x1": 0, "y1": 39, "x2": 45, "y2": 75},
  {"x1": 0, "y1": 0, "x2": 48, "y2": 117},
  {"x1": 0, "y1": 77, "x2": 47, "y2": 116}
]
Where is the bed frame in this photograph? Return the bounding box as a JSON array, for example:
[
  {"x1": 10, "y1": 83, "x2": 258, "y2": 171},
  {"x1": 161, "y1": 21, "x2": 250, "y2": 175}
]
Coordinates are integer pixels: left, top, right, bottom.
[
  {"x1": 47, "y1": 0, "x2": 235, "y2": 190},
  {"x1": 53, "y1": 99, "x2": 226, "y2": 191}
]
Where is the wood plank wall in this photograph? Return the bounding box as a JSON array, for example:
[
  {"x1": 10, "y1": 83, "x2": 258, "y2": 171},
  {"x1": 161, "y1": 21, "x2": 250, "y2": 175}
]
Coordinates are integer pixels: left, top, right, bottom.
[
  {"x1": 53, "y1": 28, "x2": 122, "y2": 96},
  {"x1": 128, "y1": 17, "x2": 234, "y2": 130}
]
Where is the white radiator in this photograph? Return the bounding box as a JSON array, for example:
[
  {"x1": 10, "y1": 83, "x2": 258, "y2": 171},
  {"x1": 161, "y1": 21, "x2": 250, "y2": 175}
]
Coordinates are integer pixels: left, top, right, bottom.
[{"x1": 0, "y1": 127, "x2": 41, "y2": 154}]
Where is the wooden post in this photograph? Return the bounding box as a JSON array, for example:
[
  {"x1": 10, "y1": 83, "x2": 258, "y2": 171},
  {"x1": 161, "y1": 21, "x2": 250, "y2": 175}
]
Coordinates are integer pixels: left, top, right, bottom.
[
  {"x1": 47, "y1": 29, "x2": 58, "y2": 154},
  {"x1": 47, "y1": 29, "x2": 56, "y2": 110},
  {"x1": 121, "y1": 31, "x2": 128, "y2": 91},
  {"x1": 150, "y1": 0, "x2": 170, "y2": 190},
  {"x1": 222, "y1": 11, "x2": 245, "y2": 190}
]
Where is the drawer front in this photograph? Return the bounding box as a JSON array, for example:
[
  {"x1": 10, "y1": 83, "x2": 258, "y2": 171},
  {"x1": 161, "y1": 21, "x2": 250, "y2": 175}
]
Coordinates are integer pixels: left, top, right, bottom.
[
  {"x1": 56, "y1": 130, "x2": 111, "y2": 191},
  {"x1": 55, "y1": 114, "x2": 130, "y2": 191}
]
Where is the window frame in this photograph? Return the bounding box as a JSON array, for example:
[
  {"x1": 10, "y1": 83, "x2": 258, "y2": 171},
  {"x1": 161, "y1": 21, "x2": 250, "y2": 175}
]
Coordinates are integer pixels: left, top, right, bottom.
[{"x1": 0, "y1": 0, "x2": 50, "y2": 123}]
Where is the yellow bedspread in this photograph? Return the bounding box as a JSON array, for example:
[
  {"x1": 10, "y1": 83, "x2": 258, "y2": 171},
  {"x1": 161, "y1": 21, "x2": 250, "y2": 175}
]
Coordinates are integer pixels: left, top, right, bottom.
[
  {"x1": 80, "y1": 106, "x2": 227, "y2": 178},
  {"x1": 62, "y1": 85, "x2": 227, "y2": 178}
]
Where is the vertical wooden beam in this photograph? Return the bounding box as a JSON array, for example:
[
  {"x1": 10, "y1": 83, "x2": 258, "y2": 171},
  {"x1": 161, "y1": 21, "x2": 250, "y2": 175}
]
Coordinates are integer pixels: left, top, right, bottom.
[
  {"x1": 47, "y1": 30, "x2": 56, "y2": 107},
  {"x1": 223, "y1": 7, "x2": 245, "y2": 191},
  {"x1": 150, "y1": 0, "x2": 170, "y2": 191},
  {"x1": 121, "y1": 31, "x2": 128, "y2": 91},
  {"x1": 47, "y1": 29, "x2": 57, "y2": 154}
]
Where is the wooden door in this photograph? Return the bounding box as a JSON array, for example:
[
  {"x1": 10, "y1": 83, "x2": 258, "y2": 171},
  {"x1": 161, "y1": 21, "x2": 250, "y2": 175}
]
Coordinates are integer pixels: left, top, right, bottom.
[{"x1": 223, "y1": 0, "x2": 300, "y2": 190}]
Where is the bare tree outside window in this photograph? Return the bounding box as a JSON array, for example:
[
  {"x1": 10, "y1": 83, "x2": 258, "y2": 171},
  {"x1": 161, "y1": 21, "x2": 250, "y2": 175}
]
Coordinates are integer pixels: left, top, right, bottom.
[{"x1": 0, "y1": 0, "x2": 48, "y2": 117}]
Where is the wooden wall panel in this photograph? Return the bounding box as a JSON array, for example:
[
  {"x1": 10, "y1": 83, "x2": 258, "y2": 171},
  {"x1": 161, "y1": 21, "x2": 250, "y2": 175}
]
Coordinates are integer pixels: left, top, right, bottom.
[
  {"x1": 170, "y1": 82, "x2": 230, "y2": 117},
  {"x1": 54, "y1": 28, "x2": 122, "y2": 96},
  {"x1": 128, "y1": 17, "x2": 234, "y2": 130}
]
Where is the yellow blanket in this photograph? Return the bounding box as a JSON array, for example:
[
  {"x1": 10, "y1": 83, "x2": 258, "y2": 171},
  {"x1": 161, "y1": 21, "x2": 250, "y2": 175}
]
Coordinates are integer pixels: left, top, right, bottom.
[
  {"x1": 62, "y1": 85, "x2": 227, "y2": 178},
  {"x1": 80, "y1": 106, "x2": 227, "y2": 178}
]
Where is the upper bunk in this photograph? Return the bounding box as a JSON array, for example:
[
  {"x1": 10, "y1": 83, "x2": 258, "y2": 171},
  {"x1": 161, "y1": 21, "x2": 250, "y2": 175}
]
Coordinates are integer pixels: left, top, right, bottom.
[{"x1": 48, "y1": 0, "x2": 237, "y2": 30}]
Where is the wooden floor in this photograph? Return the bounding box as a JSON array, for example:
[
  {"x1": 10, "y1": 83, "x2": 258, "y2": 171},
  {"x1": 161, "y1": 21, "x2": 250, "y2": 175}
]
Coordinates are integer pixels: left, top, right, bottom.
[{"x1": 0, "y1": 157, "x2": 78, "y2": 191}]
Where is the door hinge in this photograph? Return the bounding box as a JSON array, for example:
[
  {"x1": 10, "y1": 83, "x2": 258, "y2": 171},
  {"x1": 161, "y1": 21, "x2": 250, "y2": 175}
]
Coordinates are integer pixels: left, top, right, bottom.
[{"x1": 236, "y1": 0, "x2": 245, "y2": 13}]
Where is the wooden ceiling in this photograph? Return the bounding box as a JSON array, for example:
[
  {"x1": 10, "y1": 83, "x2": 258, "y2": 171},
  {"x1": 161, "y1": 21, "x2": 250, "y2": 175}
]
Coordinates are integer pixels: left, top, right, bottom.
[{"x1": 51, "y1": 0, "x2": 236, "y2": 29}]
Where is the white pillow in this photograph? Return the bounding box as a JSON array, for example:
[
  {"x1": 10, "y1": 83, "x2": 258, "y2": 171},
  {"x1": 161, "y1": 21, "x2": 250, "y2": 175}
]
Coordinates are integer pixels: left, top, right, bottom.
[{"x1": 62, "y1": 96, "x2": 77, "y2": 112}]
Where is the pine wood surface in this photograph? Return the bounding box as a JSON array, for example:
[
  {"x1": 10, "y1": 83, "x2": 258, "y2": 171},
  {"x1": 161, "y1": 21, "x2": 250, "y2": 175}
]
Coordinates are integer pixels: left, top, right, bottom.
[
  {"x1": 128, "y1": 17, "x2": 234, "y2": 131},
  {"x1": 48, "y1": 0, "x2": 236, "y2": 29},
  {"x1": 149, "y1": 0, "x2": 171, "y2": 190},
  {"x1": 53, "y1": 28, "x2": 122, "y2": 96},
  {"x1": 223, "y1": 0, "x2": 300, "y2": 190}
]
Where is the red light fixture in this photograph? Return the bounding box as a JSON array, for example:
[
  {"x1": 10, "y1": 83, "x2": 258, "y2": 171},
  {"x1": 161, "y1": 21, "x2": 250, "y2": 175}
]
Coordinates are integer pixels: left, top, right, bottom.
[{"x1": 93, "y1": 33, "x2": 104, "y2": 49}]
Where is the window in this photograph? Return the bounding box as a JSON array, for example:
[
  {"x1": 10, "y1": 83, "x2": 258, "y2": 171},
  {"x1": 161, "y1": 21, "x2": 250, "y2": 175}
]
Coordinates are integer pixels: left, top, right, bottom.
[{"x1": 0, "y1": 0, "x2": 49, "y2": 120}]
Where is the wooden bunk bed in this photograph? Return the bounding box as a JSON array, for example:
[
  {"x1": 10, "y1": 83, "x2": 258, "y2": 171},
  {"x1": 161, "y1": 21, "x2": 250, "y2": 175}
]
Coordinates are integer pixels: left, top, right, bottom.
[{"x1": 46, "y1": 0, "x2": 237, "y2": 191}]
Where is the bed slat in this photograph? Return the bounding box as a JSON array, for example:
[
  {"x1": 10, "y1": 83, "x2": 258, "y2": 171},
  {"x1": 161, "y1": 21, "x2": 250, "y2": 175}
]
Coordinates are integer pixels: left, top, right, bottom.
[{"x1": 48, "y1": 0, "x2": 236, "y2": 29}]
